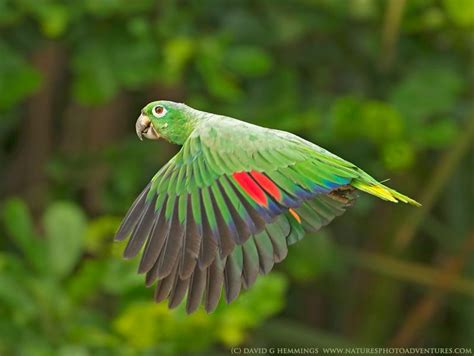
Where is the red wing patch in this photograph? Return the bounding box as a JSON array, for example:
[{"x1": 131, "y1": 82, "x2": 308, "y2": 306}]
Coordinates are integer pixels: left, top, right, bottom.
[
  {"x1": 250, "y1": 171, "x2": 282, "y2": 201},
  {"x1": 232, "y1": 172, "x2": 268, "y2": 206}
]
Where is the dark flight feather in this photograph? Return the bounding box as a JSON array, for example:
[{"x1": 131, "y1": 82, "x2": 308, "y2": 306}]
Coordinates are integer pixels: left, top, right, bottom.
[
  {"x1": 123, "y1": 197, "x2": 156, "y2": 258},
  {"x1": 115, "y1": 183, "x2": 151, "y2": 241}
]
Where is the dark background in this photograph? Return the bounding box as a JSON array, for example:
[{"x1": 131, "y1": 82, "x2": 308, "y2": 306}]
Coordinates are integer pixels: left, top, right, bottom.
[{"x1": 1, "y1": 0, "x2": 473, "y2": 354}]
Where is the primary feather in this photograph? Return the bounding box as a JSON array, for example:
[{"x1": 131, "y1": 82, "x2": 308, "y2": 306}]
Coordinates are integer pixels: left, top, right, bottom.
[{"x1": 117, "y1": 100, "x2": 420, "y2": 314}]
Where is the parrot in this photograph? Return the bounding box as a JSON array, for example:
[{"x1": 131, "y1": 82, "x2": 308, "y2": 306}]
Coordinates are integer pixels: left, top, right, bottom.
[{"x1": 115, "y1": 100, "x2": 420, "y2": 314}]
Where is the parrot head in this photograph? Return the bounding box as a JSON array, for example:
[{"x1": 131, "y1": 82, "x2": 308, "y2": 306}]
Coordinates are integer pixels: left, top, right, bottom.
[{"x1": 136, "y1": 100, "x2": 195, "y2": 145}]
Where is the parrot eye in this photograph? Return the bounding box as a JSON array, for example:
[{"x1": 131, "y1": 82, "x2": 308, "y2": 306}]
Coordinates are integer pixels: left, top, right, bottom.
[{"x1": 152, "y1": 105, "x2": 167, "y2": 118}]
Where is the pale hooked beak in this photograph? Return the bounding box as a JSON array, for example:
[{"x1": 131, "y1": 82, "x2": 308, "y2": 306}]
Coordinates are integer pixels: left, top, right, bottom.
[{"x1": 136, "y1": 114, "x2": 160, "y2": 140}]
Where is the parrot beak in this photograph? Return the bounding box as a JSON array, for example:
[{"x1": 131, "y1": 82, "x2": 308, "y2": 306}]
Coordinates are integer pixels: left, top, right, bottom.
[{"x1": 136, "y1": 114, "x2": 160, "y2": 141}]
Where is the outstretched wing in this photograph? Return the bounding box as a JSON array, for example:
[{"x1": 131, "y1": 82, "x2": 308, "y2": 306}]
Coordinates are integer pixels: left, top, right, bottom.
[{"x1": 114, "y1": 115, "x2": 406, "y2": 313}]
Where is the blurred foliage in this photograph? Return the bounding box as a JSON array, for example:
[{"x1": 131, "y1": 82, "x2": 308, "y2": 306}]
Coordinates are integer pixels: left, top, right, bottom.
[
  {"x1": 0, "y1": 0, "x2": 473, "y2": 354},
  {"x1": 0, "y1": 41, "x2": 41, "y2": 110},
  {"x1": 0, "y1": 199, "x2": 286, "y2": 354}
]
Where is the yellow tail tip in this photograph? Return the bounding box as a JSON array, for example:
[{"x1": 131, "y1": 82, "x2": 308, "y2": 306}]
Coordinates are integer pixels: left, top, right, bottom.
[{"x1": 352, "y1": 181, "x2": 421, "y2": 207}]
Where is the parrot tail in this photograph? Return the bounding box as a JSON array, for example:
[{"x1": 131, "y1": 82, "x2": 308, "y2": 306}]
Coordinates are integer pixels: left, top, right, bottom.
[{"x1": 351, "y1": 179, "x2": 421, "y2": 207}]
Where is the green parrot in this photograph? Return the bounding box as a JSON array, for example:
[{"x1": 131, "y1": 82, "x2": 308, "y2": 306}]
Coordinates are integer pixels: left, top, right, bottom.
[{"x1": 116, "y1": 100, "x2": 420, "y2": 314}]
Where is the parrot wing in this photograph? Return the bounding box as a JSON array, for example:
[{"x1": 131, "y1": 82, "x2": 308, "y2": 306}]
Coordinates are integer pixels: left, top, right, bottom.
[{"x1": 115, "y1": 115, "x2": 418, "y2": 313}]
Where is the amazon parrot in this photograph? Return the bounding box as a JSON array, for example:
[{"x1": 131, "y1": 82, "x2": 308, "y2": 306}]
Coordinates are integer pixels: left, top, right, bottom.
[{"x1": 115, "y1": 100, "x2": 420, "y2": 314}]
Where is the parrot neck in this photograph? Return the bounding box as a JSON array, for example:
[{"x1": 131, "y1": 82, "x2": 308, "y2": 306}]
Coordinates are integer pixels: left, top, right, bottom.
[
  {"x1": 167, "y1": 107, "x2": 202, "y2": 145},
  {"x1": 171, "y1": 106, "x2": 211, "y2": 144}
]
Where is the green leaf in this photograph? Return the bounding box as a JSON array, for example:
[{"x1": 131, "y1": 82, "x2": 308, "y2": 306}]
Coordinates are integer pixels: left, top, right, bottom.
[
  {"x1": 66, "y1": 259, "x2": 106, "y2": 304},
  {"x1": 57, "y1": 345, "x2": 89, "y2": 356},
  {"x1": 0, "y1": 0, "x2": 23, "y2": 25},
  {"x1": 413, "y1": 118, "x2": 459, "y2": 148},
  {"x1": 101, "y1": 259, "x2": 143, "y2": 294},
  {"x1": 0, "y1": 41, "x2": 41, "y2": 110},
  {"x1": 330, "y1": 96, "x2": 364, "y2": 138},
  {"x1": 43, "y1": 202, "x2": 87, "y2": 278},
  {"x1": 112, "y1": 274, "x2": 287, "y2": 351},
  {"x1": 443, "y1": 0, "x2": 474, "y2": 26},
  {"x1": 35, "y1": 4, "x2": 70, "y2": 38},
  {"x1": 225, "y1": 46, "x2": 273, "y2": 77},
  {"x1": 284, "y1": 232, "x2": 336, "y2": 282},
  {"x1": 71, "y1": 43, "x2": 119, "y2": 105},
  {"x1": 114, "y1": 300, "x2": 215, "y2": 352},
  {"x1": 71, "y1": 29, "x2": 159, "y2": 104},
  {"x1": 83, "y1": 0, "x2": 154, "y2": 16},
  {"x1": 0, "y1": 253, "x2": 37, "y2": 321},
  {"x1": 84, "y1": 215, "x2": 121, "y2": 255},
  {"x1": 359, "y1": 100, "x2": 404, "y2": 143},
  {"x1": 330, "y1": 97, "x2": 404, "y2": 143},
  {"x1": 215, "y1": 273, "x2": 288, "y2": 346},
  {"x1": 381, "y1": 140, "x2": 415, "y2": 171},
  {"x1": 161, "y1": 37, "x2": 195, "y2": 84},
  {"x1": 389, "y1": 66, "x2": 464, "y2": 122},
  {"x1": 197, "y1": 39, "x2": 242, "y2": 102},
  {"x1": 1, "y1": 198, "x2": 46, "y2": 272}
]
